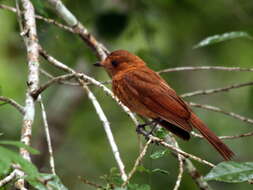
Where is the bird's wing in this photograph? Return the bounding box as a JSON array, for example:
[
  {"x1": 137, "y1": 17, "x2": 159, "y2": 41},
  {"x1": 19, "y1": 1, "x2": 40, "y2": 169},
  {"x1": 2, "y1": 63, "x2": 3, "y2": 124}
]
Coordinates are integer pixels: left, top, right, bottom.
[{"x1": 122, "y1": 68, "x2": 192, "y2": 132}]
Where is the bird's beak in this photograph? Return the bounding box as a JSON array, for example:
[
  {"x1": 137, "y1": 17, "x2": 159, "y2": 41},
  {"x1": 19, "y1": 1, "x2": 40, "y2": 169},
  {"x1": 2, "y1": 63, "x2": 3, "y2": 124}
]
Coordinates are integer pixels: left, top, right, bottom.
[{"x1": 93, "y1": 62, "x2": 102, "y2": 67}]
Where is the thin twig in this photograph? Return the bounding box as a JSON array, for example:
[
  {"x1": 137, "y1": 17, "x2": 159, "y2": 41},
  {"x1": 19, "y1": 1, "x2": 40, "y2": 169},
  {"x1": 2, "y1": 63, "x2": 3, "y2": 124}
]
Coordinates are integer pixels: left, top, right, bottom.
[
  {"x1": 189, "y1": 102, "x2": 253, "y2": 124},
  {"x1": 39, "y1": 48, "x2": 74, "y2": 73},
  {"x1": 31, "y1": 73, "x2": 76, "y2": 99},
  {"x1": 181, "y1": 81, "x2": 253, "y2": 98},
  {"x1": 79, "y1": 81, "x2": 127, "y2": 181},
  {"x1": 138, "y1": 128, "x2": 215, "y2": 167},
  {"x1": 158, "y1": 66, "x2": 253, "y2": 73},
  {"x1": 122, "y1": 139, "x2": 152, "y2": 187},
  {"x1": 0, "y1": 4, "x2": 16, "y2": 12},
  {"x1": 78, "y1": 176, "x2": 104, "y2": 189},
  {"x1": 39, "y1": 97, "x2": 56, "y2": 174},
  {"x1": 40, "y1": 69, "x2": 79, "y2": 86},
  {"x1": 185, "y1": 159, "x2": 213, "y2": 190},
  {"x1": 0, "y1": 170, "x2": 16, "y2": 187},
  {"x1": 166, "y1": 135, "x2": 184, "y2": 190},
  {"x1": 0, "y1": 96, "x2": 25, "y2": 114},
  {"x1": 192, "y1": 131, "x2": 253, "y2": 140}
]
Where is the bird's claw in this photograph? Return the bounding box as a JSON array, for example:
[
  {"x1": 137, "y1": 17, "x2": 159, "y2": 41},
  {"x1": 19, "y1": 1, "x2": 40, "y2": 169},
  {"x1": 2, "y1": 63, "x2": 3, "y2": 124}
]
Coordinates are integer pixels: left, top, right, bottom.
[{"x1": 136, "y1": 124, "x2": 146, "y2": 134}]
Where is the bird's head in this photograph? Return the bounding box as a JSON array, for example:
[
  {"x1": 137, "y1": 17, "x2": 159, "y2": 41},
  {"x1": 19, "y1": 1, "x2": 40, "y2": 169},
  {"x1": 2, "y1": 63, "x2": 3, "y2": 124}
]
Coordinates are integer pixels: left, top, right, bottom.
[{"x1": 94, "y1": 50, "x2": 146, "y2": 77}]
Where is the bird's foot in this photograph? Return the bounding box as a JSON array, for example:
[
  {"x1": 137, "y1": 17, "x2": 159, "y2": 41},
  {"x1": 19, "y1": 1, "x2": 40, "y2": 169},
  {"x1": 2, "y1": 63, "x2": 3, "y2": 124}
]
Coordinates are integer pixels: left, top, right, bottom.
[
  {"x1": 136, "y1": 120, "x2": 158, "y2": 140},
  {"x1": 136, "y1": 124, "x2": 146, "y2": 134}
]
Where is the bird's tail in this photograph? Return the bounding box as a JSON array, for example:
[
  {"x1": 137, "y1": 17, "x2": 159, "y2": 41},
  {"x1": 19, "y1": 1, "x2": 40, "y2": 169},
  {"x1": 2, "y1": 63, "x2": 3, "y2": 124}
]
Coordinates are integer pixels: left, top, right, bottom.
[{"x1": 190, "y1": 113, "x2": 234, "y2": 160}]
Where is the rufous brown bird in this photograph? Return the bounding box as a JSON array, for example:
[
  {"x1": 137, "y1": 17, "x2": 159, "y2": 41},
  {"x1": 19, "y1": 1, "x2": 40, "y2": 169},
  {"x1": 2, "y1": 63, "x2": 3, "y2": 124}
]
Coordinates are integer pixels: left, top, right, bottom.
[{"x1": 95, "y1": 50, "x2": 234, "y2": 160}]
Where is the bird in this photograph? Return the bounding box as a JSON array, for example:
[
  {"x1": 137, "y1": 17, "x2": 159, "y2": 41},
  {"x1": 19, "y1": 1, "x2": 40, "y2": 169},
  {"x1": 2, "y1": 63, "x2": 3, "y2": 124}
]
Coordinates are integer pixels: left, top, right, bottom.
[{"x1": 95, "y1": 49, "x2": 234, "y2": 160}]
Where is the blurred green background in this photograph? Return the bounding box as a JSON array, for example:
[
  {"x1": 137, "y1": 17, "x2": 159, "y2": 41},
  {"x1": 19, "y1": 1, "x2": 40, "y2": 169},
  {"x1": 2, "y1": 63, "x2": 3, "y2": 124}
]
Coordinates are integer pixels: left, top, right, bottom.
[{"x1": 0, "y1": 0, "x2": 253, "y2": 189}]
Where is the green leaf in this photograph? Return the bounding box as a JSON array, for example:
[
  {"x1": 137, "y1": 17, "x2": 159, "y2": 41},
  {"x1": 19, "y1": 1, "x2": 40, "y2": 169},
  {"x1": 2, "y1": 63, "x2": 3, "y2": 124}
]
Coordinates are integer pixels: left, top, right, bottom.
[
  {"x1": 205, "y1": 161, "x2": 253, "y2": 183},
  {"x1": 136, "y1": 165, "x2": 151, "y2": 174},
  {"x1": 194, "y1": 31, "x2": 252, "y2": 49},
  {"x1": 0, "y1": 152, "x2": 11, "y2": 176},
  {"x1": 150, "y1": 149, "x2": 168, "y2": 159},
  {"x1": 152, "y1": 168, "x2": 169, "y2": 175},
  {"x1": 0, "y1": 141, "x2": 40, "y2": 155},
  {"x1": 0, "y1": 146, "x2": 39, "y2": 177},
  {"x1": 27, "y1": 174, "x2": 69, "y2": 190}
]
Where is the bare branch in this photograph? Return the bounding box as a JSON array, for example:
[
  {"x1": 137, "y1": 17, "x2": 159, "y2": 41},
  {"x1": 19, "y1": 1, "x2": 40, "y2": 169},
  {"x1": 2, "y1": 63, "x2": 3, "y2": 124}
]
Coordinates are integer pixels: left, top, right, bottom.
[
  {"x1": 0, "y1": 4, "x2": 17, "y2": 12},
  {"x1": 19, "y1": 0, "x2": 40, "y2": 161},
  {"x1": 158, "y1": 66, "x2": 253, "y2": 73},
  {"x1": 138, "y1": 128, "x2": 215, "y2": 167},
  {"x1": 185, "y1": 159, "x2": 213, "y2": 190},
  {"x1": 40, "y1": 69, "x2": 79, "y2": 86},
  {"x1": 0, "y1": 96, "x2": 25, "y2": 114},
  {"x1": 39, "y1": 48, "x2": 74, "y2": 73},
  {"x1": 189, "y1": 102, "x2": 253, "y2": 124},
  {"x1": 78, "y1": 176, "x2": 104, "y2": 189},
  {"x1": 192, "y1": 131, "x2": 253, "y2": 140},
  {"x1": 39, "y1": 97, "x2": 56, "y2": 174},
  {"x1": 31, "y1": 73, "x2": 76, "y2": 99},
  {"x1": 181, "y1": 81, "x2": 253, "y2": 98},
  {"x1": 15, "y1": 0, "x2": 40, "y2": 188},
  {"x1": 0, "y1": 170, "x2": 16, "y2": 187},
  {"x1": 79, "y1": 81, "x2": 127, "y2": 181},
  {"x1": 166, "y1": 135, "x2": 184, "y2": 190},
  {"x1": 122, "y1": 139, "x2": 152, "y2": 187}
]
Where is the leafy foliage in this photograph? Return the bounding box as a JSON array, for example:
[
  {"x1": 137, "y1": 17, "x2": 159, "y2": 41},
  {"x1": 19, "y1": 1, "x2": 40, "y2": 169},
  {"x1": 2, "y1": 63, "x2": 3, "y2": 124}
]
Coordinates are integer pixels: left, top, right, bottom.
[
  {"x1": 0, "y1": 146, "x2": 38, "y2": 177},
  {"x1": 194, "y1": 31, "x2": 252, "y2": 48},
  {"x1": 0, "y1": 140, "x2": 39, "y2": 154},
  {"x1": 26, "y1": 173, "x2": 68, "y2": 190},
  {"x1": 137, "y1": 165, "x2": 169, "y2": 175},
  {"x1": 205, "y1": 161, "x2": 253, "y2": 183},
  {"x1": 0, "y1": 142, "x2": 68, "y2": 190}
]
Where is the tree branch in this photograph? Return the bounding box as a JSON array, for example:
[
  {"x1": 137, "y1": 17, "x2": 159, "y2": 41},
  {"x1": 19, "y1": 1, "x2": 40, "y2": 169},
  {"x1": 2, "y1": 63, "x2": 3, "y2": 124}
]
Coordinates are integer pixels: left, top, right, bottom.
[
  {"x1": 181, "y1": 81, "x2": 253, "y2": 98},
  {"x1": 39, "y1": 97, "x2": 56, "y2": 174},
  {"x1": 185, "y1": 159, "x2": 213, "y2": 190},
  {"x1": 0, "y1": 96, "x2": 25, "y2": 115},
  {"x1": 31, "y1": 73, "x2": 76, "y2": 99},
  {"x1": 122, "y1": 139, "x2": 152, "y2": 187},
  {"x1": 158, "y1": 66, "x2": 253, "y2": 73},
  {"x1": 189, "y1": 102, "x2": 253, "y2": 124},
  {"x1": 137, "y1": 128, "x2": 215, "y2": 167},
  {"x1": 0, "y1": 170, "x2": 17, "y2": 187},
  {"x1": 15, "y1": 0, "x2": 40, "y2": 188},
  {"x1": 79, "y1": 81, "x2": 127, "y2": 181}
]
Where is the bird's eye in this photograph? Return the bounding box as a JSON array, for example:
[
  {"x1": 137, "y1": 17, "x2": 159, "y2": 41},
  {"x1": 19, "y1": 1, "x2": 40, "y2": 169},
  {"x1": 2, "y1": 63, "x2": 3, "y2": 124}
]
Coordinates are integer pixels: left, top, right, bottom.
[{"x1": 111, "y1": 60, "x2": 119, "y2": 67}]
